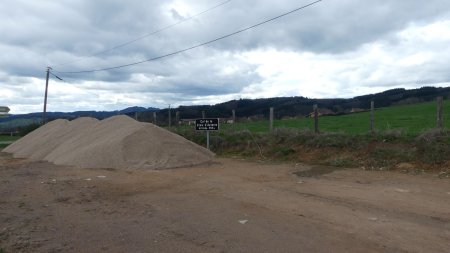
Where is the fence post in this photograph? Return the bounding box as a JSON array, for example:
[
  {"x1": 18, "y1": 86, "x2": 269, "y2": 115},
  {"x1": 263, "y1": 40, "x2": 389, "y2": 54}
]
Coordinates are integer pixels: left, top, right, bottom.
[
  {"x1": 153, "y1": 112, "x2": 157, "y2": 125},
  {"x1": 370, "y1": 101, "x2": 375, "y2": 134},
  {"x1": 437, "y1": 96, "x2": 444, "y2": 129},
  {"x1": 168, "y1": 107, "x2": 172, "y2": 127},
  {"x1": 269, "y1": 107, "x2": 274, "y2": 132},
  {"x1": 175, "y1": 111, "x2": 180, "y2": 126},
  {"x1": 314, "y1": 104, "x2": 319, "y2": 134}
]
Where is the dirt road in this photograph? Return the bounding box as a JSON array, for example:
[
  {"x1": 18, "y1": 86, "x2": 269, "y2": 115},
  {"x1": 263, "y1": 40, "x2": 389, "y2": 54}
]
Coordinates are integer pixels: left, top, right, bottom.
[{"x1": 1, "y1": 152, "x2": 449, "y2": 253}]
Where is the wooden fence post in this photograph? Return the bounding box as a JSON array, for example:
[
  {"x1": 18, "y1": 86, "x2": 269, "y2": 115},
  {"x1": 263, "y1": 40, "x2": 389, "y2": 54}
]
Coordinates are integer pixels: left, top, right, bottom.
[
  {"x1": 168, "y1": 107, "x2": 172, "y2": 127},
  {"x1": 437, "y1": 96, "x2": 444, "y2": 129},
  {"x1": 269, "y1": 107, "x2": 274, "y2": 132},
  {"x1": 314, "y1": 104, "x2": 319, "y2": 134},
  {"x1": 370, "y1": 101, "x2": 375, "y2": 134}
]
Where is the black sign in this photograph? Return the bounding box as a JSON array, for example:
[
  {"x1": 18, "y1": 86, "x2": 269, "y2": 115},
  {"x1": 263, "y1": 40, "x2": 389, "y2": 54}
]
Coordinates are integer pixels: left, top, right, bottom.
[{"x1": 195, "y1": 118, "x2": 219, "y2": 131}]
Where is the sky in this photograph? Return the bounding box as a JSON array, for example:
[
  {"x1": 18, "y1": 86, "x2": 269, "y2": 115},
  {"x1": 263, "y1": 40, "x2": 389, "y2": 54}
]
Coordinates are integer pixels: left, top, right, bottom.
[{"x1": 1, "y1": 0, "x2": 450, "y2": 114}]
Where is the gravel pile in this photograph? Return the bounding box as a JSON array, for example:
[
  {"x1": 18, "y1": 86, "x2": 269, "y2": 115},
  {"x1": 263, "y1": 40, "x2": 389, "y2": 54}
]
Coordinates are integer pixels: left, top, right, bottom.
[{"x1": 4, "y1": 115, "x2": 214, "y2": 169}]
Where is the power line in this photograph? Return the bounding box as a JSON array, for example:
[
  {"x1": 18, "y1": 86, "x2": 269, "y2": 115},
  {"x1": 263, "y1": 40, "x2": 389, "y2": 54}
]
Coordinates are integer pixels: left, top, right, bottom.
[
  {"x1": 49, "y1": 71, "x2": 63, "y2": 80},
  {"x1": 53, "y1": 0, "x2": 232, "y2": 67},
  {"x1": 53, "y1": 0, "x2": 323, "y2": 75}
]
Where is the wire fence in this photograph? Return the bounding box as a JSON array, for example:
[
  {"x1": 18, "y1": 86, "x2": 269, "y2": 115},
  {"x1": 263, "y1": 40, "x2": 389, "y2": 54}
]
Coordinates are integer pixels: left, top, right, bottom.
[{"x1": 139, "y1": 97, "x2": 449, "y2": 136}]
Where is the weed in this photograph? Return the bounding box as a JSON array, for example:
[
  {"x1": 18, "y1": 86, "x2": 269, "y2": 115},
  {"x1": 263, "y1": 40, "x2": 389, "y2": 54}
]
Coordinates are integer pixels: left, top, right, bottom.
[{"x1": 415, "y1": 129, "x2": 450, "y2": 164}]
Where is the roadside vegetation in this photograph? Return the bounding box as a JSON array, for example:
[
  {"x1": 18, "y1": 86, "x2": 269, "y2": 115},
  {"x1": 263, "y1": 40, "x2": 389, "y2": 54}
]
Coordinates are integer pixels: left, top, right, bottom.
[
  {"x1": 175, "y1": 127, "x2": 450, "y2": 172},
  {"x1": 173, "y1": 100, "x2": 450, "y2": 173}
]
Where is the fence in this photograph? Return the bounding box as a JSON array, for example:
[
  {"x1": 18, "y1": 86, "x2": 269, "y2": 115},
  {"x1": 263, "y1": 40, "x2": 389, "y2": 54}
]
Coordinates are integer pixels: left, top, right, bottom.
[{"x1": 136, "y1": 97, "x2": 448, "y2": 136}]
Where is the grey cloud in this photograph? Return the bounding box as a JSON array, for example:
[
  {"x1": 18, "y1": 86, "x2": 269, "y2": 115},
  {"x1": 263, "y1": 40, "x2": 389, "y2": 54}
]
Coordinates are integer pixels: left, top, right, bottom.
[{"x1": 2, "y1": 0, "x2": 450, "y2": 113}]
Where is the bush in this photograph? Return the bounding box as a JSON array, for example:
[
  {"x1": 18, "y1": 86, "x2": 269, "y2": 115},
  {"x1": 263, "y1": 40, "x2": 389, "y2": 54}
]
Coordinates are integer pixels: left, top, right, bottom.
[{"x1": 415, "y1": 129, "x2": 450, "y2": 164}]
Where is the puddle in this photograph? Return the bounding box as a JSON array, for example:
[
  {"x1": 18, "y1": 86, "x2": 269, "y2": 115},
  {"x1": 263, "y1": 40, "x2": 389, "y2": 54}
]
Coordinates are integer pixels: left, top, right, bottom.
[{"x1": 294, "y1": 165, "x2": 344, "y2": 177}]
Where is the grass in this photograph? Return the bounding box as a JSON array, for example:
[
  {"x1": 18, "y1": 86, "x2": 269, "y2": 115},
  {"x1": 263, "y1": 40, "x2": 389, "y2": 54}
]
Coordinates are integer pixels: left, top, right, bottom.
[
  {"x1": 0, "y1": 135, "x2": 20, "y2": 149},
  {"x1": 205, "y1": 99, "x2": 450, "y2": 135},
  {"x1": 0, "y1": 135, "x2": 20, "y2": 142},
  {"x1": 173, "y1": 100, "x2": 450, "y2": 171}
]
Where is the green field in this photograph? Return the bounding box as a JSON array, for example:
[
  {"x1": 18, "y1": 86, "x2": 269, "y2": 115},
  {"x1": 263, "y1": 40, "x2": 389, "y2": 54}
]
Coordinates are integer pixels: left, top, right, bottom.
[
  {"x1": 215, "y1": 99, "x2": 450, "y2": 135},
  {"x1": 0, "y1": 135, "x2": 20, "y2": 142},
  {"x1": 0, "y1": 135, "x2": 20, "y2": 148}
]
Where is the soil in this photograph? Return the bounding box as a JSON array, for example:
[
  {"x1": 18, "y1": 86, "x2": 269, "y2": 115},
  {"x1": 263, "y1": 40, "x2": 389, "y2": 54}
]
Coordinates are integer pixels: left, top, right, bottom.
[{"x1": 1, "y1": 152, "x2": 449, "y2": 253}]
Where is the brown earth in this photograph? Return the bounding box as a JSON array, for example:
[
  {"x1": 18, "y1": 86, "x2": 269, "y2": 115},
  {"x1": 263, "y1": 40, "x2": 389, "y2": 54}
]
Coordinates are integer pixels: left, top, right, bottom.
[{"x1": 1, "y1": 152, "x2": 449, "y2": 253}]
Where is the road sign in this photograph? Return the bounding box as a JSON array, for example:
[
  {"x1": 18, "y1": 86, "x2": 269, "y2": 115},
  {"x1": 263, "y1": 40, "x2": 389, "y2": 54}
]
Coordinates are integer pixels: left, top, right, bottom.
[
  {"x1": 195, "y1": 118, "x2": 219, "y2": 131},
  {"x1": 0, "y1": 106, "x2": 10, "y2": 113}
]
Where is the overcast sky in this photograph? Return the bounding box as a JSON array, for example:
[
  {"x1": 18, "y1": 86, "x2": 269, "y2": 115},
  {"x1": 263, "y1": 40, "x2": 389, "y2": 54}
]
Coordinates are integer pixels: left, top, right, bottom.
[{"x1": 1, "y1": 0, "x2": 450, "y2": 114}]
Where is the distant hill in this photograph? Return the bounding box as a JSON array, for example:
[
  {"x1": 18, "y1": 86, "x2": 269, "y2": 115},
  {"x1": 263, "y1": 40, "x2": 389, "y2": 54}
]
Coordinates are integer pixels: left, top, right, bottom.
[
  {"x1": 0, "y1": 107, "x2": 159, "y2": 130},
  {"x1": 147, "y1": 86, "x2": 450, "y2": 123},
  {"x1": 1, "y1": 86, "x2": 449, "y2": 130}
]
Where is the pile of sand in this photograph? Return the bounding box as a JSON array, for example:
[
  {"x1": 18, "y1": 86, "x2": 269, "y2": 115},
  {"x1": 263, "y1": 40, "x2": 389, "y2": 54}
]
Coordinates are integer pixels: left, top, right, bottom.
[{"x1": 4, "y1": 115, "x2": 214, "y2": 169}]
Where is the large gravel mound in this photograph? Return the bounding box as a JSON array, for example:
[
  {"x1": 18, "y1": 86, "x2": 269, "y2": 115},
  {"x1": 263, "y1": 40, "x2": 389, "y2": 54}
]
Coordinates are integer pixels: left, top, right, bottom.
[{"x1": 4, "y1": 115, "x2": 214, "y2": 169}]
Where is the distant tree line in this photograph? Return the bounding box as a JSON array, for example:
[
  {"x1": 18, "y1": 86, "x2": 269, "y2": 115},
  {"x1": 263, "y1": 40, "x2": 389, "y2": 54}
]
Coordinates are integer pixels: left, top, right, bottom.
[{"x1": 134, "y1": 86, "x2": 450, "y2": 125}]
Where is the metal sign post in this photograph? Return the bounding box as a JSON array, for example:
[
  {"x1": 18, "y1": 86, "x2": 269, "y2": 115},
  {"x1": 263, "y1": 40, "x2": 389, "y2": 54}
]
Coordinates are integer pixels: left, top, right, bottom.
[
  {"x1": 195, "y1": 118, "x2": 219, "y2": 150},
  {"x1": 207, "y1": 130, "x2": 210, "y2": 149}
]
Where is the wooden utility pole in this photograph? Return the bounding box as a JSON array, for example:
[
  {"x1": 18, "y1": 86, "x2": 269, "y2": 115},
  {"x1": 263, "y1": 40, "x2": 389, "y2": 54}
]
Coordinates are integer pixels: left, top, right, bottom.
[
  {"x1": 370, "y1": 101, "x2": 375, "y2": 134},
  {"x1": 42, "y1": 67, "x2": 51, "y2": 125},
  {"x1": 313, "y1": 104, "x2": 319, "y2": 134},
  {"x1": 269, "y1": 107, "x2": 274, "y2": 132},
  {"x1": 437, "y1": 96, "x2": 444, "y2": 129}
]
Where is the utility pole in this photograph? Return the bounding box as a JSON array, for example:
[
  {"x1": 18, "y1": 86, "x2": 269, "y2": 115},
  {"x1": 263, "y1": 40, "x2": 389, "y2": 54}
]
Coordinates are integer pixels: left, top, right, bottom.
[{"x1": 42, "y1": 67, "x2": 51, "y2": 125}]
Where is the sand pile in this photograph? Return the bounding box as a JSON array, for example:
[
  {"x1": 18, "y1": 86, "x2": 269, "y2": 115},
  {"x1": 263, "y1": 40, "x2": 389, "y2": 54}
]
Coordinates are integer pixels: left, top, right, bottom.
[{"x1": 4, "y1": 115, "x2": 214, "y2": 169}]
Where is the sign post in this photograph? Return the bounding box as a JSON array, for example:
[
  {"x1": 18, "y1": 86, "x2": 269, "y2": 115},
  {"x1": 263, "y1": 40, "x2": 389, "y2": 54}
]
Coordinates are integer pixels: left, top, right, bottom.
[{"x1": 195, "y1": 118, "x2": 219, "y2": 150}]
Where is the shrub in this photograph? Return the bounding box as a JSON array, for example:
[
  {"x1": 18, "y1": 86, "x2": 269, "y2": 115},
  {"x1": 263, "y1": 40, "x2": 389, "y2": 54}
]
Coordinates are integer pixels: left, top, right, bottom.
[{"x1": 415, "y1": 129, "x2": 450, "y2": 164}]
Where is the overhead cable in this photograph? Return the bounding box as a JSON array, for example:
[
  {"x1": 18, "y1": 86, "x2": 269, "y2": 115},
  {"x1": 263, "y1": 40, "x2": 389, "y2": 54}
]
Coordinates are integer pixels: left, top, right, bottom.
[
  {"x1": 53, "y1": 0, "x2": 322, "y2": 74},
  {"x1": 54, "y1": 0, "x2": 232, "y2": 67}
]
